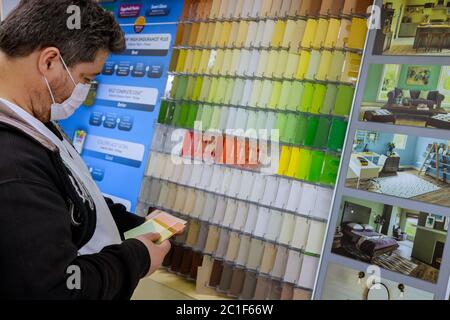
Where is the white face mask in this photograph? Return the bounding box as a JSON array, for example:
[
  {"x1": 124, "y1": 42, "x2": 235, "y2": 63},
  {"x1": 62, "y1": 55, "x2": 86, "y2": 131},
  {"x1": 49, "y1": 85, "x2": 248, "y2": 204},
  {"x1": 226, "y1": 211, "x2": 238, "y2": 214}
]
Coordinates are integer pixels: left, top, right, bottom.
[{"x1": 44, "y1": 56, "x2": 91, "y2": 121}]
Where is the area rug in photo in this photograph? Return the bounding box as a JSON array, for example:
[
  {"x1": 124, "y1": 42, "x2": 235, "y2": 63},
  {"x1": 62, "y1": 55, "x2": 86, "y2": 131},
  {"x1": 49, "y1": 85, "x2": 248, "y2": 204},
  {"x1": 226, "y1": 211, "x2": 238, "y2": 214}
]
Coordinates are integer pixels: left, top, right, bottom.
[{"x1": 375, "y1": 174, "x2": 441, "y2": 198}]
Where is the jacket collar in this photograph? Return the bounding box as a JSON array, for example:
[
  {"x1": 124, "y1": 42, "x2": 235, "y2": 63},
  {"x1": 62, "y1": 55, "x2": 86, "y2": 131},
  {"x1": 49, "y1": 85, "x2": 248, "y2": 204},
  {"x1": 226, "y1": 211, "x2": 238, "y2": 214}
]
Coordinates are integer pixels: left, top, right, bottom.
[{"x1": 0, "y1": 99, "x2": 58, "y2": 153}]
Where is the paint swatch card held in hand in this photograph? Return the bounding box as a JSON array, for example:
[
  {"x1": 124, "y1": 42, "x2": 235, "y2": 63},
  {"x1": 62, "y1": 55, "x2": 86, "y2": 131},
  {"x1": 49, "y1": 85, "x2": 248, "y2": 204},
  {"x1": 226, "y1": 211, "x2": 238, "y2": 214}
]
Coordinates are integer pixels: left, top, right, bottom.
[{"x1": 124, "y1": 210, "x2": 187, "y2": 244}]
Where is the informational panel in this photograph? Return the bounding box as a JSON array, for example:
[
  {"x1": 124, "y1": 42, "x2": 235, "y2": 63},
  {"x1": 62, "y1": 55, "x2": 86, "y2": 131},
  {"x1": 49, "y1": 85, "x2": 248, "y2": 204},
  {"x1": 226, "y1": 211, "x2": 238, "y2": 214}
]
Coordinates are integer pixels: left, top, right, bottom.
[{"x1": 60, "y1": 0, "x2": 184, "y2": 211}]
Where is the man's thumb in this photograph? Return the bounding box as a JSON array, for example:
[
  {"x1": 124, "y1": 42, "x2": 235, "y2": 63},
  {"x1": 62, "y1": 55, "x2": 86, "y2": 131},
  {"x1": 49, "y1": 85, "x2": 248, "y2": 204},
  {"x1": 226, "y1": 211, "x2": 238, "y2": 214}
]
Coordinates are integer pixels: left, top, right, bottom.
[{"x1": 145, "y1": 232, "x2": 161, "y2": 242}]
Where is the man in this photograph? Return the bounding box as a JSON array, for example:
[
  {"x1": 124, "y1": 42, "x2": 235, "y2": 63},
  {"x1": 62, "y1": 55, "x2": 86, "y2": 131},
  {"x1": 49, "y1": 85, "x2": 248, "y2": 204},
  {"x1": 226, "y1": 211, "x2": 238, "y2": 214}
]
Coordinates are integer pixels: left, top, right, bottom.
[{"x1": 0, "y1": 0, "x2": 171, "y2": 299}]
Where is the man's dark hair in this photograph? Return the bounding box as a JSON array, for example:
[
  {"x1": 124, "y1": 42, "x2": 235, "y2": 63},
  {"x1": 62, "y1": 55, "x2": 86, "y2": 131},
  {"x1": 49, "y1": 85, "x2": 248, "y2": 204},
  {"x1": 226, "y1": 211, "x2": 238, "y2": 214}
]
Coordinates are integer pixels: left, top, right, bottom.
[{"x1": 0, "y1": 0, "x2": 125, "y2": 66}]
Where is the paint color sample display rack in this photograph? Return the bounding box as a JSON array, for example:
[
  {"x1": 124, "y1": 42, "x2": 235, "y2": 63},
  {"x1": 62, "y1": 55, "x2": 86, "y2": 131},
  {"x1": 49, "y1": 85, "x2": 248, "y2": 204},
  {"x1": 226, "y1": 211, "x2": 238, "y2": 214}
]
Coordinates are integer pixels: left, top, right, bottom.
[{"x1": 137, "y1": 0, "x2": 371, "y2": 300}]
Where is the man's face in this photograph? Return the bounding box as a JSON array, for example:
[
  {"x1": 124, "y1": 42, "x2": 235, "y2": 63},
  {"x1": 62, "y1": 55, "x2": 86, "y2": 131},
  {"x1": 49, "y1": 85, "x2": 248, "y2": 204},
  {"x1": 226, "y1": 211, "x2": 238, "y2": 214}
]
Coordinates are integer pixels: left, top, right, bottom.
[{"x1": 35, "y1": 49, "x2": 108, "y2": 122}]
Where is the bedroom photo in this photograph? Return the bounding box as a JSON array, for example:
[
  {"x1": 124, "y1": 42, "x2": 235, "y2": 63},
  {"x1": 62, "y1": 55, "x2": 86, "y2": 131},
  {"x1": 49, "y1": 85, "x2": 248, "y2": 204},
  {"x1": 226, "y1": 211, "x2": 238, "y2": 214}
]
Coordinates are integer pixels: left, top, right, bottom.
[
  {"x1": 331, "y1": 196, "x2": 448, "y2": 284},
  {"x1": 346, "y1": 130, "x2": 450, "y2": 207}
]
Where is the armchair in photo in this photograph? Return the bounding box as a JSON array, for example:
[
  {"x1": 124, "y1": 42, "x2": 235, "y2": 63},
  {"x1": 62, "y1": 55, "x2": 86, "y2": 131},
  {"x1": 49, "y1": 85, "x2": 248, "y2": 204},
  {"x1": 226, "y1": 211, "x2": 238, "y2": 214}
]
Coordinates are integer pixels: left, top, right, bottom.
[{"x1": 378, "y1": 154, "x2": 400, "y2": 176}]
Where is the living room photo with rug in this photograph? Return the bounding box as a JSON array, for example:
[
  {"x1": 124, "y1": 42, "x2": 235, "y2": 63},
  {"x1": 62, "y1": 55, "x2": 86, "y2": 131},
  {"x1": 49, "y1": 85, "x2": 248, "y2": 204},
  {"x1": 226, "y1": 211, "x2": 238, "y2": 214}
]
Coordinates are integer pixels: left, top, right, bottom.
[
  {"x1": 331, "y1": 196, "x2": 448, "y2": 284},
  {"x1": 360, "y1": 64, "x2": 450, "y2": 130},
  {"x1": 346, "y1": 130, "x2": 450, "y2": 207}
]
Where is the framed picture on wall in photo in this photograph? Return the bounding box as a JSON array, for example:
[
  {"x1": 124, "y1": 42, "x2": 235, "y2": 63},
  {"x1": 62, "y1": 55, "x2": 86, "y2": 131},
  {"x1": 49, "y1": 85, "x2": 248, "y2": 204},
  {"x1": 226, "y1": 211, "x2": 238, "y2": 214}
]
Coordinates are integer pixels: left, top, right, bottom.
[
  {"x1": 426, "y1": 216, "x2": 436, "y2": 229},
  {"x1": 406, "y1": 66, "x2": 432, "y2": 86},
  {"x1": 432, "y1": 214, "x2": 445, "y2": 223}
]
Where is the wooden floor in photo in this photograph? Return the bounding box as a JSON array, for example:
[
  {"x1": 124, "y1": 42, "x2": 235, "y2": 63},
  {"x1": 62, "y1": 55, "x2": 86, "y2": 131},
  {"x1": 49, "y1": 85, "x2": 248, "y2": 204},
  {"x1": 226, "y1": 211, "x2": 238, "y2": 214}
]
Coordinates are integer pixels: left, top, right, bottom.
[{"x1": 345, "y1": 169, "x2": 450, "y2": 208}]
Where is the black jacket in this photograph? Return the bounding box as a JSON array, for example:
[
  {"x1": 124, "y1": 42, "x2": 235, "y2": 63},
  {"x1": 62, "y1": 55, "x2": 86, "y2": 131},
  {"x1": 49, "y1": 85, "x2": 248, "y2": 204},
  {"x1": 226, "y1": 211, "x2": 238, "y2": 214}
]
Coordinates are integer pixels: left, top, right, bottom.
[{"x1": 0, "y1": 121, "x2": 150, "y2": 300}]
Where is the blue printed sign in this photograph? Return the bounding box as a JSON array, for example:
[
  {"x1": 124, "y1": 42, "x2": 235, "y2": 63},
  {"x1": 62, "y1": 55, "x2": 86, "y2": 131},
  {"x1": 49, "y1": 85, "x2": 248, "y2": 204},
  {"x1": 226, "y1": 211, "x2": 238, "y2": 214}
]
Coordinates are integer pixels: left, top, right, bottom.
[{"x1": 60, "y1": 0, "x2": 183, "y2": 211}]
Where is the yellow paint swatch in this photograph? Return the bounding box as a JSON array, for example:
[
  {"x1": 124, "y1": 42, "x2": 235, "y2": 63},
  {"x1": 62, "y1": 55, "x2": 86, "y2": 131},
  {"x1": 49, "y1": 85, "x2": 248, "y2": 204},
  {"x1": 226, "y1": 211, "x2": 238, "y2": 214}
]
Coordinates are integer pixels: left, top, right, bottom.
[
  {"x1": 315, "y1": 50, "x2": 333, "y2": 81},
  {"x1": 229, "y1": 49, "x2": 241, "y2": 75},
  {"x1": 278, "y1": 146, "x2": 292, "y2": 176},
  {"x1": 268, "y1": 81, "x2": 282, "y2": 109},
  {"x1": 184, "y1": 76, "x2": 196, "y2": 100},
  {"x1": 265, "y1": 50, "x2": 279, "y2": 77},
  {"x1": 290, "y1": 20, "x2": 307, "y2": 52},
  {"x1": 224, "y1": 78, "x2": 235, "y2": 104},
  {"x1": 211, "y1": 22, "x2": 224, "y2": 47},
  {"x1": 228, "y1": 22, "x2": 240, "y2": 47},
  {"x1": 347, "y1": 17, "x2": 368, "y2": 50},
  {"x1": 286, "y1": 147, "x2": 302, "y2": 178},
  {"x1": 324, "y1": 18, "x2": 340, "y2": 48},
  {"x1": 197, "y1": 22, "x2": 209, "y2": 47},
  {"x1": 188, "y1": 23, "x2": 200, "y2": 47},
  {"x1": 236, "y1": 21, "x2": 249, "y2": 47},
  {"x1": 191, "y1": 50, "x2": 202, "y2": 74},
  {"x1": 199, "y1": 76, "x2": 212, "y2": 101},
  {"x1": 301, "y1": 19, "x2": 317, "y2": 48},
  {"x1": 207, "y1": 77, "x2": 219, "y2": 103},
  {"x1": 271, "y1": 20, "x2": 287, "y2": 48},
  {"x1": 175, "y1": 49, "x2": 187, "y2": 73},
  {"x1": 274, "y1": 50, "x2": 289, "y2": 78},
  {"x1": 184, "y1": 50, "x2": 195, "y2": 73},
  {"x1": 296, "y1": 149, "x2": 312, "y2": 180},
  {"x1": 205, "y1": 22, "x2": 216, "y2": 47},
  {"x1": 312, "y1": 18, "x2": 329, "y2": 49},
  {"x1": 192, "y1": 77, "x2": 203, "y2": 101},
  {"x1": 214, "y1": 77, "x2": 228, "y2": 103},
  {"x1": 295, "y1": 50, "x2": 311, "y2": 80},
  {"x1": 327, "y1": 51, "x2": 345, "y2": 81},
  {"x1": 219, "y1": 21, "x2": 232, "y2": 47},
  {"x1": 198, "y1": 50, "x2": 211, "y2": 73},
  {"x1": 249, "y1": 80, "x2": 263, "y2": 108},
  {"x1": 278, "y1": 81, "x2": 292, "y2": 110},
  {"x1": 284, "y1": 52, "x2": 300, "y2": 78},
  {"x1": 220, "y1": 49, "x2": 233, "y2": 75},
  {"x1": 259, "y1": 80, "x2": 273, "y2": 108}
]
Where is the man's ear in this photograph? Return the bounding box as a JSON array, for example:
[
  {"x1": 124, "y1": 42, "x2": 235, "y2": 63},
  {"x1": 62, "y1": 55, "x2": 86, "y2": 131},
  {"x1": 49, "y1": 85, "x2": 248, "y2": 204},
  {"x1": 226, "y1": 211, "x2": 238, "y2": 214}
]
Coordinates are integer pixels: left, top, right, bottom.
[{"x1": 37, "y1": 47, "x2": 61, "y2": 77}]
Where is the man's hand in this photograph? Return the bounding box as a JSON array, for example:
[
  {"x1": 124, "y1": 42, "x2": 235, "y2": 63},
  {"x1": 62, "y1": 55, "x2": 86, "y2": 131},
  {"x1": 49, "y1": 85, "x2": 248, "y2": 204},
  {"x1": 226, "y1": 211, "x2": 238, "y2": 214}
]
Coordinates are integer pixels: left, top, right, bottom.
[{"x1": 135, "y1": 233, "x2": 171, "y2": 277}]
